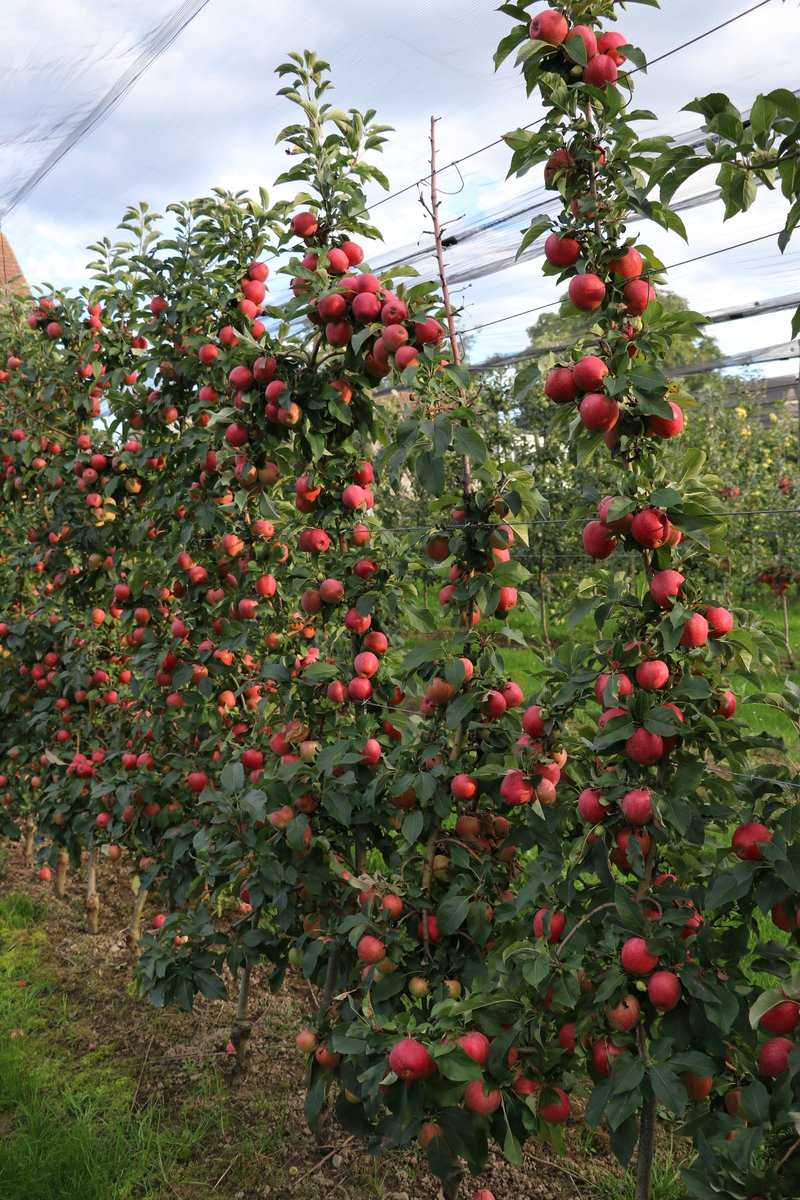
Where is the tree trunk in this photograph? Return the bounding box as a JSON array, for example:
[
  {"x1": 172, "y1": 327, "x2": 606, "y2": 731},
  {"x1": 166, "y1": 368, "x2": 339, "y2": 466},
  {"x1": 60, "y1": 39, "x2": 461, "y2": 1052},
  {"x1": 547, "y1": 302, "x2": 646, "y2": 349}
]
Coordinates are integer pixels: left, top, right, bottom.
[
  {"x1": 635, "y1": 1092, "x2": 656, "y2": 1200},
  {"x1": 54, "y1": 847, "x2": 69, "y2": 898},
  {"x1": 23, "y1": 820, "x2": 35, "y2": 866},
  {"x1": 85, "y1": 844, "x2": 100, "y2": 935},
  {"x1": 441, "y1": 1164, "x2": 464, "y2": 1200},
  {"x1": 229, "y1": 963, "x2": 252, "y2": 1082},
  {"x1": 127, "y1": 883, "x2": 149, "y2": 957}
]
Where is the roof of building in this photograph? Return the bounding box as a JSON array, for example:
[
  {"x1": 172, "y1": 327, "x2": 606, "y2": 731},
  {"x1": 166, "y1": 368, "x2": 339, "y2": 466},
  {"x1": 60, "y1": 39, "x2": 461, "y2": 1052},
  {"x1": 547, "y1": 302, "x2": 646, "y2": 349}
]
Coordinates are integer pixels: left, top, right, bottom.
[{"x1": 0, "y1": 232, "x2": 28, "y2": 297}]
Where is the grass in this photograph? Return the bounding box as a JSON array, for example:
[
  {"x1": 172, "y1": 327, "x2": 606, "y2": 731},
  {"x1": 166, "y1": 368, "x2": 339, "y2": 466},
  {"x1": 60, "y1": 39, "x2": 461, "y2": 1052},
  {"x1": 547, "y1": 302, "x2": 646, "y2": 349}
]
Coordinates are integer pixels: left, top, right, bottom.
[{"x1": 0, "y1": 892, "x2": 209, "y2": 1200}]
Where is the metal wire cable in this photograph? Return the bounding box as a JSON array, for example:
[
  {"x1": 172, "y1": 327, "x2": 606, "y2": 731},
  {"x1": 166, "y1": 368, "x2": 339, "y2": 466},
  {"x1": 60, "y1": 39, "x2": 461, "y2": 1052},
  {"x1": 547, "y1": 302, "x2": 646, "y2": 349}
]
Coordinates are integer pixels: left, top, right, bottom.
[{"x1": 460, "y1": 231, "x2": 786, "y2": 336}]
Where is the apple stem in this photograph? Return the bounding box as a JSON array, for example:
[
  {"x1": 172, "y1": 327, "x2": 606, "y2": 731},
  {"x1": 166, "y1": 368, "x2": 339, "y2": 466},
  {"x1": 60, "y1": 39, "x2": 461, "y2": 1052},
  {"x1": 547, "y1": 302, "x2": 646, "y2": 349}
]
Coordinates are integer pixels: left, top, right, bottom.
[
  {"x1": 54, "y1": 846, "x2": 69, "y2": 898},
  {"x1": 85, "y1": 842, "x2": 100, "y2": 935},
  {"x1": 634, "y1": 1090, "x2": 656, "y2": 1200}
]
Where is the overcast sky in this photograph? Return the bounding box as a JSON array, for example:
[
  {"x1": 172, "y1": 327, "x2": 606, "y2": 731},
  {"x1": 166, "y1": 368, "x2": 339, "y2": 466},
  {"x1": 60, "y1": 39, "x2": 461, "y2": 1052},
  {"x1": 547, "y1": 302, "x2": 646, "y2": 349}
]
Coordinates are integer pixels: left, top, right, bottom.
[{"x1": 2, "y1": 0, "x2": 800, "y2": 374}]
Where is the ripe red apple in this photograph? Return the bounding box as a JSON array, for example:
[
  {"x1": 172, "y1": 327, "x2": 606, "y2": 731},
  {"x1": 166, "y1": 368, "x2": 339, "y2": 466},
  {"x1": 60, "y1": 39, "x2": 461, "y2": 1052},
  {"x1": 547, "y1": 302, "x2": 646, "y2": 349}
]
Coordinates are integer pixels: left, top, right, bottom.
[
  {"x1": 650, "y1": 569, "x2": 684, "y2": 609},
  {"x1": 578, "y1": 787, "x2": 609, "y2": 822},
  {"x1": 579, "y1": 392, "x2": 619, "y2": 432},
  {"x1": 573, "y1": 355, "x2": 608, "y2": 392},
  {"x1": 458, "y1": 1031, "x2": 491, "y2": 1065},
  {"x1": 389, "y1": 1037, "x2": 436, "y2": 1082},
  {"x1": 609, "y1": 245, "x2": 643, "y2": 278},
  {"x1": 760, "y1": 1000, "x2": 800, "y2": 1035},
  {"x1": 705, "y1": 605, "x2": 734, "y2": 637},
  {"x1": 682, "y1": 1072, "x2": 713, "y2": 1100},
  {"x1": 606, "y1": 994, "x2": 641, "y2": 1032},
  {"x1": 318, "y1": 292, "x2": 348, "y2": 321},
  {"x1": 732, "y1": 821, "x2": 772, "y2": 861},
  {"x1": 591, "y1": 1039, "x2": 627, "y2": 1076},
  {"x1": 544, "y1": 147, "x2": 574, "y2": 186},
  {"x1": 758, "y1": 1037, "x2": 794, "y2": 1077},
  {"x1": 568, "y1": 273, "x2": 606, "y2": 311},
  {"x1": 716, "y1": 689, "x2": 737, "y2": 719},
  {"x1": 417, "y1": 914, "x2": 439, "y2": 944},
  {"x1": 625, "y1": 728, "x2": 664, "y2": 765},
  {"x1": 296, "y1": 1028, "x2": 317, "y2": 1053},
  {"x1": 533, "y1": 907, "x2": 566, "y2": 943},
  {"x1": 620, "y1": 936, "x2": 658, "y2": 975},
  {"x1": 647, "y1": 401, "x2": 685, "y2": 439},
  {"x1": 679, "y1": 613, "x2": 709, "y2": 648},
  {"x1": 539, "y1": 1086, "x2": 570, "y2": 1123},
  {"x1": 635, "y1": 660, "x2": 669, "y2": 690},
  {"x1": 584, "y1": 53, "x2": 618, "y2": 86},
  {"x1": 621, "y1": 788, "x2": 653, "y2": 825},
  {"x1": 623, "y1": 279, "x2": 656, "y2": 315},
  {"x1": 464, "y1": 1079, "x2": 502, "y2": 1116},
  {"x1": 315, "y1": 1044, "x2": 341, "y2": 1070},
  {"x1": 648, "y1": 971, "x2": 681, "y2": 1013},
  {"x1": 598, "y1": 31, "x2": 628, "y2": 64},
  {"x1": 544, "y1": 366, "x2": 576, "y2": 404},
  {"x1": 522, "y1": 705, "x2": 545, "y2": 737},
  {"x1": 582, "y1": 520, "x2": 617, "y2": 559},
  {"x1": 451, "y1": 773, "x2": 477, "y2": 801},
  {"x1": 529, "y1": 9, "x2": 569, "y2": 45},
  {"x1": 595, "y1": 671, "x2": 633, "y2": 704},
  {"x1": 291, "y1": 211, "x2": 318, "y2": 238},
  {"x1": 500, "y1": 769, "x2": 534, "y2": 805},
  {"x1": 558, "y1": 1023, "x2": 577, "y2": 1052},
  {"x1": 544, "y1": 232, "x2": 580, "y2": 266},
  {"x1": 357, "y1": 934, "x2": 386, "y2": 964}
]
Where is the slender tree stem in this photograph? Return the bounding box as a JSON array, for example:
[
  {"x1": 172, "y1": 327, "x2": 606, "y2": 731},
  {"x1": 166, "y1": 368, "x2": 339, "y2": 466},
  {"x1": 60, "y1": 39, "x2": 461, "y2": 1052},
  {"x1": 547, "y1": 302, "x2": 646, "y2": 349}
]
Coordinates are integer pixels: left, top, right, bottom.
[
  {"x1": 635, "y1": 1091, "x2": 656, "y2": 1200},
  {"x1": 782, "y1": 591, "x2": 794, "y2": 663},
  {"x1": 230, "y1": 962, "x2": 252, "y2": 1080},
  {"x1": 127, "y1": 883, "x2": 149, "y2": 958}
]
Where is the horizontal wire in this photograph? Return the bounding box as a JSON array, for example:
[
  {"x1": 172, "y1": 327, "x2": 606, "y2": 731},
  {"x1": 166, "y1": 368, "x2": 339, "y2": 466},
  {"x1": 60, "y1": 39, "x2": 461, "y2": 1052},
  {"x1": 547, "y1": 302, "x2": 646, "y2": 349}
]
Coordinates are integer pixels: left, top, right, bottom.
[{"x1": 461, "y1": 232, "x2": 786, "y2": 336}]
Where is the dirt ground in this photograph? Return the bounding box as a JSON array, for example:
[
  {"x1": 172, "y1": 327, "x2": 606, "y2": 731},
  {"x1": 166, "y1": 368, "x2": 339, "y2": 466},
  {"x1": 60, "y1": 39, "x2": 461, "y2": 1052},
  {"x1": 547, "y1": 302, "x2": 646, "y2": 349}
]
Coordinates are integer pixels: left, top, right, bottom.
[{"x1": 1, "y1": 847, "x2": 638, "y2": 1200}]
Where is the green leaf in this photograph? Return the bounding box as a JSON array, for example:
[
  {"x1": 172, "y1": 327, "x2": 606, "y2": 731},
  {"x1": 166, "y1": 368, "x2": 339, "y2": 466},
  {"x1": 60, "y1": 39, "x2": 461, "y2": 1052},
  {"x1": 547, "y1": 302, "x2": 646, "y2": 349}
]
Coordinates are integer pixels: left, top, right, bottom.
[
  {"x1": 401, "y1": 809, "x2": 424, "y2": 846},
  {"x1": 446, "y1": 692, "x2": 477, "y2": 729},
  {"x1": 649, "y1": 1064, "x2": 686, "y2": 1117},
  {"x1": 220, "y1": 761, "x2": 245, "y2": 794},
  {"x1": 562, "y1": 33, "x2": 587, "y2": 67},
  {"x1": 502, "y1": 1125, "x2": 524, "y2": 1166},
  {"x1": 453, "y1": 424, "x2": 487, "y2": 465},
  {"x1": 437, "y1": 894, "x2": 470, "y2": 935},
  {"x1": 738, "y1": 703, "x2": 797, "y2": 742},
  {"x1": 705, "y1": 861, "x2": 756, "y2": 911}
]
